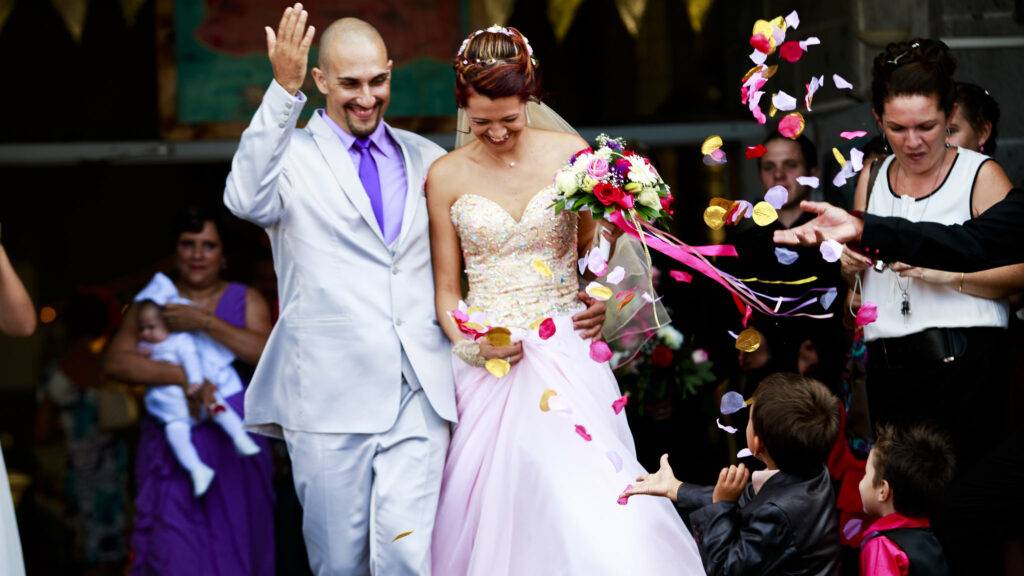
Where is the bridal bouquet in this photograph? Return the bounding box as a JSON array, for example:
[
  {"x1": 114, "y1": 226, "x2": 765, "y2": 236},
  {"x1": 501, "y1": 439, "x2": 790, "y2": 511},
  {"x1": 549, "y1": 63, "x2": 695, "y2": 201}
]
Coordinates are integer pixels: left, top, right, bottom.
[{"x1": 552, "y1": 134, "x2": 673, "y2": 224}]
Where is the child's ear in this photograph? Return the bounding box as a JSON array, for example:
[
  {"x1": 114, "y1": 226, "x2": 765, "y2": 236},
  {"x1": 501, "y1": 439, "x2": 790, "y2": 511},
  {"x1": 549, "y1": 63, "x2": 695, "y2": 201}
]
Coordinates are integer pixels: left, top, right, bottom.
[
  {"x1": 750, "y1": 432, "x2": 764, "y2": 458},
  {"x1": 878, "y1": 479, "x2": 892, "y2": 503}
]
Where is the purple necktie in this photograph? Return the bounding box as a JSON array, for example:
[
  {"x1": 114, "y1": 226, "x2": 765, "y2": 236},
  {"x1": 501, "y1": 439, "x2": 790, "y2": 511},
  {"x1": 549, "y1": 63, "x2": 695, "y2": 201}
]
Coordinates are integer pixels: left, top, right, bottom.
[{"x1": 354, "y1": 137, "x2": 385, "y2": 234}]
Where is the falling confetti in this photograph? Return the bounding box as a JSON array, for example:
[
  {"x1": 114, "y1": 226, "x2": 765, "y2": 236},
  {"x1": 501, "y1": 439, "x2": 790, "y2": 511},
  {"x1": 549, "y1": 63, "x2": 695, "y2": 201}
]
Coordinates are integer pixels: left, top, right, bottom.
[
  {"x1": 764, "y1": 185, "x2": 789, "y2": 209},
  {"x1": 843, "y1": 518, "x2": 864, "y2": 540},
  {"x1": 775, "y1": 247, "x2": 799, "y2": 265},
  {"x1": 612, "y1": 395, "x2": 629, "y2": 414},
  {"x1": 855, "y1": 302, "x2": 878, "y2": 326},
  {"x1": 737, "y1": 448, "x2": 753, "y2": 458},
  {"x1": 701, "y1": 135, "x2": 724, "y2": 156},
  {"x1": 833, "y1": 74, "x2": 854, "y2": 90},
  {"x1": 779, "y1": 41, "x2": 804, "y2": 63},
  {"x1": 752, "y1": 201, "x2": 779, "y2": 226},
  {"x1": 735, "y1": 327, "x2": 763, "y2": 352},
  {"x1": 717, "y1": 418, "x2": 739, "y2": 434},
  {"x1": 746, "y1": 144, "x2": 767, "y2": 159},
  {"x1": 785, "y1": 10, "x2": 800, "y2": 29},
  {"x1": 485, "y1": 358, "x2": 511, "y2": 378},
  {"x1": 575, "y1": 424, "x2": 593, "y2": 441},
  {"x1": 778, "y1": 112, "x2": 806, "y2": 139},
  {"x1": 704, "y1": 205, "x2": 728, "y2": 230},
  {"x1": 841, "y1": 130, "x2": 868, "y2": 140},
  {"x1": 804, "y1": 75, "x2": 824, "y2": 111},
  {"x1": 820, "y1": 287, "x2": 838, "y2": 310},
  {"x1": 796, "y1": 175, "x2": 820, "y2": 188},
  {"x1": 539, "y1": 388, "x2": 558, "y2": 412},
  {"x1": 820, "y1": 239, "x2": 844, "y2": 262},
  {"x1": 393, "y1": 530, "x2": 414, "y2": 542},
  {"x1": 721, "y1": 391, "x2": 748, "y2": 415},
  {"x1": 669, "y1": 270, "x2": 693, "y2": 283},
  {"x1": 772, "y1": 90, "x2": 798, "y2": 111}
]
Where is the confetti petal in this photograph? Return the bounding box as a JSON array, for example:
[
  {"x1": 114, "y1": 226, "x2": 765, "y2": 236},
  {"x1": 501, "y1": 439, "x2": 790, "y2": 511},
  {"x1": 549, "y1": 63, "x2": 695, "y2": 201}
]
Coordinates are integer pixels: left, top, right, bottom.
[
  {"x1": 721, "y1": 391, "x2": 748, "y2": 415},
  {"x1": 833, "y1": 163, "x2": 856, "y2": 187},
  {"x1": 539, "y1": 388, "x2": 558, "y2": 412},
  {"x1": 485, "y1": 327, "x2": 512, "y2": 347},
  {"x1": 617, "y1": 485, "x2": 632, "y2": 505},
  {"x1": 820, "y1": 239, "x2": 844, "y2": 262},
  {"x1": 749, "y1": 34, "x2": 772, "y2": 54},
  {"x1": 833, "y1": 73, "x2": 854, "y2": 90},
  {"x1": 796, "y1": 175, "x2": 820, "y2": 188},
  {"x1": 850, "y1": 148, "x2": 864, "y2": 172},
  {"x1": 731, "y1": 200, "x2": 754, "y2": 222},
  {"x1": 717, "y1": 418, "x2": 738, "y2": 434},
  {"x1": 820, "y1": 287, "x2": 838, "y2": 310},
  {"x1": 832, "y1": 147, "x2": 847, "y2": 167},
  {"x1": 587, "y1": 250, "x2": 609, "y2": 276},
  {"x1": 855, "y1": 302, "x2": 878, "y2": 326},
  {"x1": 485, "y1": 358, "x2": 511, "y2": 378},
  {"x1": 701, "y1": 135, "x2": 724, "y2": 156},
  {"x1": 585, "y1": 281, "x2": 613, "y2": 301},
  {"x1": 764, "y1": 185, "x2": 789, "y2": 209},
  {"x1": 778, "y1": 112, "x2": 806, "y2": 139},
  {"x1": 752, "y1": 201, "x2": 778, "y2": 226},
  {"x1": 532, "y1": 258, "x2": 553, "y2": 278},
  {"x1": 538, "y1": 317, "x2": 556, "y2": 340},
  {"x1": 843, "y1": 518, "x2": 864, "y2": 540},
  {"x1": 775, "y1": 247, "x2": 799, "y2": 265},
  {"x1": 779, "y1": 41, "x2": 804, "y2": 63},
  {"x1": 735, "y1": 327, "x2": 763, "y2": 352},
  {"x1": 393, "y1": 530, "x2": 414, "y2": 542},
  {"x1": 841, "y1": 130, "x2": 868, "y2": 140},
  {"x1": 616, "y1": 290, "x2": 636, "y2": 310},
  {"x1": 607, "y1": 451, "x2": 624, "y2": 472},
  {"x1": 575, "y1": 424, "x2": 593, "y2": 441},
  {"x1": 737, "y1": 448, "x2": 753, "y2": 458},
  {"x1": 785, "y1": 10, "x2": 800, "y2": 29},
  {"x1": 703, "y1": 205, "x2": 727, "y2": 230},
  {"x1": 612, "y1": 395, "x2": 629, "y2": 414},
  {"x1": 590, "y1": 340, "x2": 613, "y2": 362},
  {"x1": 798, "y1": 36, "x2": 820, "y2": 51},
  {"x1": 805, "y1": 75, "x2": 824, "y2": 111},
  {"x1": 749, "y1": 49, "x2": 768, "y2": 66},
  {"x1": 771, "y1": 90, "x2": 798, "y2": 112},
  {"x1": 745, "y1": 144, "x2": 767, "y2": 159},
  {"x1": 669, "y1": 270, "x2": 693, "y2": 283},
  {"x1": 606, "y1": 266, "x2": 626, "y2": 285},
  {"x1": 577, "y1": 256, "x2": 587, "y2": 275}
]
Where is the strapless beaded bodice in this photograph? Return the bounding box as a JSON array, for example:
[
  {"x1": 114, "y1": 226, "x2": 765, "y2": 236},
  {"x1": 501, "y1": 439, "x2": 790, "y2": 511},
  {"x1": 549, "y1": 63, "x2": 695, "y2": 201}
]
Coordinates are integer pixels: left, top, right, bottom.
[{"x1": 450, "y1": 187, "x2": 580, "y2": 329}]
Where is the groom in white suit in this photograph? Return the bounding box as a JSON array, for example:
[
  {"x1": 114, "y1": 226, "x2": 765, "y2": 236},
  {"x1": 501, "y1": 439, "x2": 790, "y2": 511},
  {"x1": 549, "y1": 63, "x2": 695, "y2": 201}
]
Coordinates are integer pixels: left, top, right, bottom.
[{"x1": 225, "y1": 5, "x2": 605, "y2": 574}]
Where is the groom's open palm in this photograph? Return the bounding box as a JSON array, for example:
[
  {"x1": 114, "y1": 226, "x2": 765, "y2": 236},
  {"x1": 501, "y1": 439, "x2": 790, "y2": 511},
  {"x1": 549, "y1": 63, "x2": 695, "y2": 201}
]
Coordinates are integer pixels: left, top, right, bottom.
[{"x1": 266, "y1": 3, "x2": 315, "y2": 95}]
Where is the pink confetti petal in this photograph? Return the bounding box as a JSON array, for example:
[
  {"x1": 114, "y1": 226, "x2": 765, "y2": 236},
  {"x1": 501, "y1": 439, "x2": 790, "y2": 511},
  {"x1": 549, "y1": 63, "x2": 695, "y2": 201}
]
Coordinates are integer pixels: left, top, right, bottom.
[
  {"x1": 669, "y1": 269, "x2": 693, "y2": 283},
  {"x1": 745, "y1": 144, "x2": 767, "y2": 159},
  {"x1": 575, "y1": 424, "x2": 593, "y2": 441},
  {"x1": 617, "y1": 485, "x2": 632, "y2": 505},
  {"x1": 764, "y1": 185, "x2": 788, "y2": 209},
  {"x1": 749, "y1": 34, "x2": 772, "y2": 54},
  {"x1": 752, "y1": 104, "x2": 767, "y2": 125},
  {"x1": 606, "y1": 266, "x2": 626, "y2": 285},
  {"x1": 779, "y1": 41, "x2": 804, "y2": 63},
  {"x1": 717, "y1": 418, "x2": 738, "y2": 434},
  {"x1": 833, "y1": 74, "x2": 854, "y2": 90},
  {"x1": 778, "y1": 112, "x2": 805, "y2": 139},
  {"x1": 538, "y1": 317, "x2": 556, "y2": 340},
  {"x1": 589, "y1": 340, "x2": 613, "y2": 363},
  {"x1": 820, "y1": 239, "x2": 844, "y2": 262},
  {"x1": 612, "y1": 395, "x2": 629, "y2": 414},
  {"x1": 855, "y1": 302, "x2": 878, "y2": 326},
  {"x1": 840, "y1": 130, "x2": 868, "y2": 140}
]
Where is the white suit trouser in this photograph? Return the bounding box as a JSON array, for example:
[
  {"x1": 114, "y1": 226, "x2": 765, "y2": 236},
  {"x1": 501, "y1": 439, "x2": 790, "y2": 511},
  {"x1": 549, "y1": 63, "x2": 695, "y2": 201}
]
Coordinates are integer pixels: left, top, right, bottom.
[{"x1": 284, "y1": 383, "x2": 449, "y2": 576}]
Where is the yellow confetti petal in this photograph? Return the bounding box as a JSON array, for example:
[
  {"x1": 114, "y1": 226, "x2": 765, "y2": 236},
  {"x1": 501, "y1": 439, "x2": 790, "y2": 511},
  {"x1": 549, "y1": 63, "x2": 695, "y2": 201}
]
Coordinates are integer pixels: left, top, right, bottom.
[
  {"x1": 832, "y1": 147, "x2": 847, "y2": 167},
  {"x1": 528, "y1": 318, "x2": 546, "y2": 330},
  {"x1": 585, "y1": 281, "x2": 613, "y2": 301},
  {"x1": 701, "y1": 135, "x2": 723, "y2": 156},
  {"x1": 463, "y1": 322, "x2": 486, "y2": 332},
  {"x1": 769, "y1": 102, "x2": 777, "y2": 118},
  {"x1": 485, "y1": 358, "x2": 511, "y2": 378},
  {"x1": 539, "y1": 388, "x2": 558, "y2": 412},
  {"x1": 393, "y1": 530, "x2": 414, "y2": 542},
  {"x1": 735, "y1": 327, "x2": 763, "y2": 353},
  {"x1": 485, "y1": 327, "x2": 512, "y2": 347},
  {"x1": 532, "y1": 258, "x2": 553, "y2": 279},
  {"x1": 703, "y1": 205, "x2": 727, "y2": 230},
  {"x1": 751, "y1": 201, "x2": 778, "y2": 226},
  {"x1": 769, "y1": 15, "x2": 786, "y2": 30}
]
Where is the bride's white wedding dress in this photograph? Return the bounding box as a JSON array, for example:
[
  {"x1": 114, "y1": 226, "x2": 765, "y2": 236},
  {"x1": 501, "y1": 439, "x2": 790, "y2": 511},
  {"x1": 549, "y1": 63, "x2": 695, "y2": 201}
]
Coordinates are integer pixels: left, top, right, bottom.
[{"x1": 431, "y1": 186, "x2": 703, "y2": 575}]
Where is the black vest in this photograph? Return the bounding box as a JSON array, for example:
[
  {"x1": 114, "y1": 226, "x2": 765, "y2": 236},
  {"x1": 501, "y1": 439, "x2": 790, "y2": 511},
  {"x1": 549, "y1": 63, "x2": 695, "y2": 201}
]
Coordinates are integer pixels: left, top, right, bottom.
[{"x1": 864, "y1": 527, "x2": 950, "y2": 576}]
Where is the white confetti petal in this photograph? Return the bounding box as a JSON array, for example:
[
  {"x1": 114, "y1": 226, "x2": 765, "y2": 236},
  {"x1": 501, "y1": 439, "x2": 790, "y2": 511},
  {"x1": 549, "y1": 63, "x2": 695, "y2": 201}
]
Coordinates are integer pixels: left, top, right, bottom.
[
  {"x1": 737, "y1": 448, "x2": 753, "y2": 458},
  {"x1": 717, "y1": 418, "x2": 738, "y2": 434},
  {"x1": 772, "y1": 90, "x2": 798, "y2": 112},
  {"x1": 764, "y1": 185, "x2": 789, "y2": 209},
  {"x1": 606, "y1": 266, "x2": 626, "y2": 285},
  {"x1": 820, "y1": 239, "x2": 845, "y2": 262},
  {"x1": 749, "y1": 49, "x2": 768, "y2": 65},
  {"x1": 833, "y1": 73, "x2": 854, "y2": 90},
  {"x1": 796, "y1": 175, "x2": 820, "y2": 188},
  {"x1": 798, "y1": 36, "x2": 820, "y2": 51},
  {"x1": 850, "y1": 147, "x2": 864, "y2": 172},
  {"x1": 785, "y1": 10, "x2": 800, "y2": 29}
]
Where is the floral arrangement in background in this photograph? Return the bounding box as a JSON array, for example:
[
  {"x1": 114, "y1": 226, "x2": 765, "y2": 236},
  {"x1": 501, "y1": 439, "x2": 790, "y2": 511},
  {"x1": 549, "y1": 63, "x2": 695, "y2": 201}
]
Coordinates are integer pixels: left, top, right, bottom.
[{"x1": 612, "y1": 322, "x2": 717, "y2": 412}]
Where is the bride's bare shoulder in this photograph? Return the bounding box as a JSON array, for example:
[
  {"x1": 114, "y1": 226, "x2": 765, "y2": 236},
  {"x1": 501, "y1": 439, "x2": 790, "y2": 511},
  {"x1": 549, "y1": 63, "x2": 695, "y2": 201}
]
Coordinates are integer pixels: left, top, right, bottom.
[
  {"x1": 426, "y1": 146, "x2": 474, "y2": 200},
  {"x1": 531, "y1": 128, "x2": 588, "y2": 157}
]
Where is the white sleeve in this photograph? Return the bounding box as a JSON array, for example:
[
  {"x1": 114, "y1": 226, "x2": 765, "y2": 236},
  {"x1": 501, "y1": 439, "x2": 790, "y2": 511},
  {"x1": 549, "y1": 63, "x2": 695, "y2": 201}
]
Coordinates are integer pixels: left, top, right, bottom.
[{"x1": 223, "y1": 79, "x2": 307, "y2": 228}]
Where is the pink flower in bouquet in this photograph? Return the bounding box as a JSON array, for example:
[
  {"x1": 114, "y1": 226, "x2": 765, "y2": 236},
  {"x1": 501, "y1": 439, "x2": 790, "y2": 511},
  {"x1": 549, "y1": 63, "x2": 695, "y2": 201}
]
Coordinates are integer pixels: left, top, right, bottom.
[
  {"x1": 691, "y1": 348, "x2": 709, "y2": 363},
  {"x1": 660, "y1": 194, "x2": 674, "y2": 212},
  {"x1": 651, "y1": 345, "x2": 674, "y2": 368},
  {"x1": 586, "y1": 157, "x2": 610, "y2": 179},
  {"x1": 616, "y1": 193, "x2": 635, "y2": 210},
  {"x1": 593, "y1": 182, "x2": 624, "y2": 206}
]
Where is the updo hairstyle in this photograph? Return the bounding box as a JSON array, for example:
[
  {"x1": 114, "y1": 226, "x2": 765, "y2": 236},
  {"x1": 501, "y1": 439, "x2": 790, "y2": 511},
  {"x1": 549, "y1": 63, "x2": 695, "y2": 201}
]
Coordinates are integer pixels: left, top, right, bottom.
[
  {"x1": 871, "y1": 38, "x2": 958, "y2": 118},
  {"x1": 453, "y1": 26, "x2": 540, "y2": 108},
  {"x1": 955, "y1": 81, "x2": 1000, "y2": 154}
]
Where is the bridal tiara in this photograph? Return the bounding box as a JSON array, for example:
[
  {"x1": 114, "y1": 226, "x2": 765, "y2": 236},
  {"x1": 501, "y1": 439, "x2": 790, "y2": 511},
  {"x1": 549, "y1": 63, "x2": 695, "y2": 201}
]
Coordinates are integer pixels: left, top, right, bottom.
[{"x1": 456, "y1": 24, "x2": 535, "y2": 66}]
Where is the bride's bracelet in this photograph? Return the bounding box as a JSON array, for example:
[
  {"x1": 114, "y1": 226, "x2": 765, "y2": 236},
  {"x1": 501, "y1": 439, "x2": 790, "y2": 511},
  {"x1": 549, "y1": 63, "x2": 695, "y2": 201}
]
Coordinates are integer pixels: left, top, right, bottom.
[{"x1": 452, "y1": 340, "x2": 487, "y2": 367}]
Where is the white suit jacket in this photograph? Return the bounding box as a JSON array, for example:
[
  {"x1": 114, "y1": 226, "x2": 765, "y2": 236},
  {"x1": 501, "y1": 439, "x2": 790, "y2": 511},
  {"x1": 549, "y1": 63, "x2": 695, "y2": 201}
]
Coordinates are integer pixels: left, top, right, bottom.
[{"x1": 224, "y1": 80, "x2": 456, "y2": 436}]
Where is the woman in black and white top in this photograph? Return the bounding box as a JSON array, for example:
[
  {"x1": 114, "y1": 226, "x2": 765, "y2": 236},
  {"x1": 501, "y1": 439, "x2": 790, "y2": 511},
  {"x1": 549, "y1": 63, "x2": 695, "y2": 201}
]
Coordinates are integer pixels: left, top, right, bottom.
[{"x1": 843, "y1": 39, "x2": 1014, "y2": 475}]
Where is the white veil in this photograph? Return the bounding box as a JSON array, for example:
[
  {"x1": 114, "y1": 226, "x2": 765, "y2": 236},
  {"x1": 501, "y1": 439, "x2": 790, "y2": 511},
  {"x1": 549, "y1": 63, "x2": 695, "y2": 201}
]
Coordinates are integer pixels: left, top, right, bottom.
[{"x1": 455, "y1": 101, "x2": 668, "y2": 362}]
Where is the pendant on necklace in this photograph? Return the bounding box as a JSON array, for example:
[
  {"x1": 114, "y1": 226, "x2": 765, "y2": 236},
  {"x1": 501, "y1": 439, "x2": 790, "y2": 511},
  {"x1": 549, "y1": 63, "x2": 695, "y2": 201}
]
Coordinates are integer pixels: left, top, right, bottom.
[{"x1": 900, "y1": 293, "x2": 911, "y2": 317}]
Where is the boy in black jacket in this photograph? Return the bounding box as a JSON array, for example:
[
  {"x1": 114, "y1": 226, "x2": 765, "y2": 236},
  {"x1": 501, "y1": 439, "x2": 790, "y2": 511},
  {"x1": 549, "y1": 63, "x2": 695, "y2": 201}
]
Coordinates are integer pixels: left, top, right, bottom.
[{"x1": 624, "y1": 373, "x2": 841, "y2": 575}]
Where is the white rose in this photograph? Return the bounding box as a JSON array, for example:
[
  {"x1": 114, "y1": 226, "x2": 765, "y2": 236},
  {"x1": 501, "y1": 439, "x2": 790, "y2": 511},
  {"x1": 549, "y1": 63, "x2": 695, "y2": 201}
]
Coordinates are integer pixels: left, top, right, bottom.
[
  {"x1": 556, "y1": 170, "x2": 579, "y2": 195},
  {"x1": 627, "y1": 156, "x2": 659, "y2": 185},
  {"x1": 638, "y1": 188, "x2": 661, "y2": 210},
  {"x1": 657, "y1": 325, "x2": 684, "y2": 349}
]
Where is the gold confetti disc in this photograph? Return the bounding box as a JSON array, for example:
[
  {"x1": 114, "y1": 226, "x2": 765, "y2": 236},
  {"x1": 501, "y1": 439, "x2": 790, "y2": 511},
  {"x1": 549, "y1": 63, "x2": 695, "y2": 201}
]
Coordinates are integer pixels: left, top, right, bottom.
[
  {"x1": 701, "y1": 135, "x2": 724, "y2": 156},
  {"x1": 393, "y1": 530, "x2": 414, "y2": 542},
  {"x1": 532, "y1": 258, "x2": 553, "y2": 278},
  {"x1": 703, "y1": 205, "x2": 727, "y2": 230},
  {"x1": 710, "y1": 197, "x2": 734, "y2": 210},
  {"x1": 485, "y1": 327, "x2": 512, "y2": 347},
  {"x1": 485, "y1": 358, "x2": 511, "y2": 378},
  {"x1": 751, "y1": 201, "x2": 778, "y2": 226},
  {"x1": 539, "y1": 389, "x2": 558, "y2": 412},
  {"x1": 735, "y1": 327, "x2": 763, "y2": 352}
]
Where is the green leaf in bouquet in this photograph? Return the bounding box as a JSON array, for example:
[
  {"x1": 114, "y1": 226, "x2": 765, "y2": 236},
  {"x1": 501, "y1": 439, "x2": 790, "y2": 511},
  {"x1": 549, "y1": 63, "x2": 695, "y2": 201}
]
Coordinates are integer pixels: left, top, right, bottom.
[
  {"x1": 552, "y1": 199, "x2": 565, "y2": 215},
  {"x1": 571, "y1": 196, "x2": 591, "y2": 211}
]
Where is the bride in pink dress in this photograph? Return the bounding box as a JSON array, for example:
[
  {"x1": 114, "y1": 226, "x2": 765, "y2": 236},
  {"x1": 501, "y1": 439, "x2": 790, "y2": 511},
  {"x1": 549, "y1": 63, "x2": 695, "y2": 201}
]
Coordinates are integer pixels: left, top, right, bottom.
[{"x1": 427, "y1": 26, "x2": 704, "y2": 575}]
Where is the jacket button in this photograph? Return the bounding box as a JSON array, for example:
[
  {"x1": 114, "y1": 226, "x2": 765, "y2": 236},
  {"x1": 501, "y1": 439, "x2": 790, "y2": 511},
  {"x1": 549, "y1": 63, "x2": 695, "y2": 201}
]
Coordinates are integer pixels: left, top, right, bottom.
[
  {"x1": 392, "y1": 266, "x2": 400, "y2": 275},
  {"x1": 278, "y1": 122, "x2": 286, "y2": 128},
  {"x1": 395, "y1": 318, "x2": 404, "y2": 326}
]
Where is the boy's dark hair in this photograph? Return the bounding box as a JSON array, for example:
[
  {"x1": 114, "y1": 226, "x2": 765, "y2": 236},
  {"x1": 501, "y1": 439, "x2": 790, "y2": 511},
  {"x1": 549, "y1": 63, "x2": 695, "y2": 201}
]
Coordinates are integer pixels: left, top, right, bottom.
[
  {"x1": 758, "y1": 132, "x2": 819, "y2": 173},
  {"x1": 872, "y1": 424, "x2": 956, "y2": 518},
  {"x1": 955, "y1": 81, "x2": 1000, "y2": 155},
  {"x1": 751, "y1": 373, "x2": 839, "y2": 475}
]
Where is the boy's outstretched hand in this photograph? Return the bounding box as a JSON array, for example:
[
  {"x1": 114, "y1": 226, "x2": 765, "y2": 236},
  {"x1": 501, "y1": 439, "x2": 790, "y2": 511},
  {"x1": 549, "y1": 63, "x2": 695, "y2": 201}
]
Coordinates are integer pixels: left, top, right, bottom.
[
  {"x1": 712, "y1": 464, "x2": 750, "y2": 503},
  {"x1": 621, "y1": 454, "x2": 683, "y2": 501}
]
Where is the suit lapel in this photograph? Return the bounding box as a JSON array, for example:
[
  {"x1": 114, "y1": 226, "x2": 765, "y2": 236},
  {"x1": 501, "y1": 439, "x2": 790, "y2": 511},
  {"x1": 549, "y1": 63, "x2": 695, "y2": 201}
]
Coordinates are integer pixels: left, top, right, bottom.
[
  {"x1": 307, "y1": 113, "x2": 387, "y2": 246},
  {"x1": 390, "y1": 126, "x2": 424, "y2": 252}
]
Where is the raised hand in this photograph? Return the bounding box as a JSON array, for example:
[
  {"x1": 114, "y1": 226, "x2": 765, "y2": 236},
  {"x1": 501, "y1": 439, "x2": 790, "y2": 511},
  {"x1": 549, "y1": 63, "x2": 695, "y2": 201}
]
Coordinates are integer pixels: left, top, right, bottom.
[
  {"x1": 890, "y1": 262, "x2": 958, "y2": 285},
  {"x1": 773, "y1": 201, "x2": 864, "y2": 247},
  {"x1": 622, "y1": 454, "x2": 683, "y2": 501},
  {"x1": 573, "y1": 291, "x2": 606, "y2": 340},
  {"x1": 711, "y1": 464, "x2": 750, "y2": 503},
  {"x1": 265, "y1": 3, "x2": 316, "y2": 95}
]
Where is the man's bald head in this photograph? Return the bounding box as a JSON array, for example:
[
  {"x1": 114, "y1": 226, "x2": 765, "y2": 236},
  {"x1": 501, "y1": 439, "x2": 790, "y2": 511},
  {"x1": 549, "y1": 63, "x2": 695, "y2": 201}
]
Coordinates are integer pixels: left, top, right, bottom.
[{"x1": 317, "y1": 18, "x2": 388, "y2": 70}]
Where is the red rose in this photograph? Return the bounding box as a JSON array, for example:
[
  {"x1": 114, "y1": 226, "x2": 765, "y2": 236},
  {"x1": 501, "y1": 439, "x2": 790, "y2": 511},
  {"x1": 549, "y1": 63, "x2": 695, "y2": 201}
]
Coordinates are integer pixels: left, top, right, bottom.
[
  {"x1": 660, "y1": 194, "x2": 674, "y2": 211},
  {"x1": 593, "y1": 182, "x2": 624, "y2": 206},
  {"x1": 651, "y1": 345, "x2": 673, "y2": 368}
]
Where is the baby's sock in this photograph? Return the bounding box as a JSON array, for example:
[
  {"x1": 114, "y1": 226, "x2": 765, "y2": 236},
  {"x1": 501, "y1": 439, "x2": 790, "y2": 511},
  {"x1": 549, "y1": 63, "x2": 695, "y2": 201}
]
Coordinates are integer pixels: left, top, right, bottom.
[
  {"x1": 165, "y1": 421, "x2": 215, "y2": 496},
  {"x1": 213, "y1": 404, "x2": 261, "y2": 457}
]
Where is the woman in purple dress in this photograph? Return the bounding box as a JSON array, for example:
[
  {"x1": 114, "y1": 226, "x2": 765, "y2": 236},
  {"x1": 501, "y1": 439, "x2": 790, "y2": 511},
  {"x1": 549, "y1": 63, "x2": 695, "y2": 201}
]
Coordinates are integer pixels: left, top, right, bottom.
[{"x1": 105, "y1": 206, "x2": 275, "y2": 575}]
